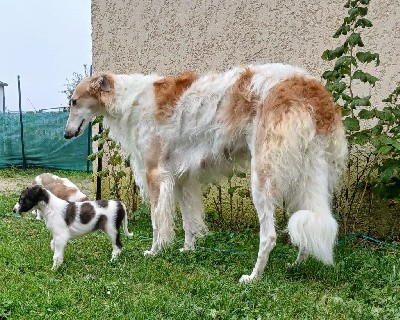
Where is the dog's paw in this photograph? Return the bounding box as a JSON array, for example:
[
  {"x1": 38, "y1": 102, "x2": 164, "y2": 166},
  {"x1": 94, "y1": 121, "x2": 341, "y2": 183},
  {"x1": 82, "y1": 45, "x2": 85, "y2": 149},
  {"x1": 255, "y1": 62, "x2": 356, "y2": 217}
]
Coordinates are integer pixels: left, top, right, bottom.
[
  {"x1": 239, "y1": 274, "x2": 257, "y2": 284},
  {"x1": 179, "y1": 246, "x2": 195, "y2": 253},
  {"x1": 143, "y1": 250, "x2": 158, "y2": 256},
  {"x1": 110, "y1": 250, "x2": 121, "y2": 261},
  {"x1": 51, "y1": 263, "x2": 61, "y2": 271},
  {"x1": 287, "y1": 261, "x2": 298, "y2": 268}
]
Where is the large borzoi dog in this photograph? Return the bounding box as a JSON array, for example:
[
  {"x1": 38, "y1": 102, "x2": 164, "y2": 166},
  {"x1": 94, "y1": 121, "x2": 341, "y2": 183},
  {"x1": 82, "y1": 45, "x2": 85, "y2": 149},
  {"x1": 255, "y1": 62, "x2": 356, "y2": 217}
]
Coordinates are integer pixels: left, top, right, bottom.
[{"x1": 64, "y1": 63, "x2": 347, "y2": 283}]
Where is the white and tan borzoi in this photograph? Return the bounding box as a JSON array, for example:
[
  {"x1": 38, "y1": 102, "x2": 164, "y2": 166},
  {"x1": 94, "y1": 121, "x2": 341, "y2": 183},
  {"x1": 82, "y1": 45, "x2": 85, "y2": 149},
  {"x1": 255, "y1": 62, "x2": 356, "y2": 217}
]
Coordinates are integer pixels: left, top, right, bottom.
[
  {"x1": 64, "y1": 63, "x2": 347, "y2": 283},
  {"x1": 29, "y1": 173, "x2": 89, "y2": 220},
  {"x1": 13, "y1": 185, "x2": 132, "y2": 270}
]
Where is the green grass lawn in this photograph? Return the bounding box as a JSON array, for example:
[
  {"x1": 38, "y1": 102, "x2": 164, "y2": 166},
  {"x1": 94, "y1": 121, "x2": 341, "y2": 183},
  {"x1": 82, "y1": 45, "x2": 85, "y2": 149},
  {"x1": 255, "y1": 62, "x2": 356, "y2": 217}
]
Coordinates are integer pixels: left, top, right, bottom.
[{"x1": 0, "y1": 169, "x2": 399, "y2": 319}]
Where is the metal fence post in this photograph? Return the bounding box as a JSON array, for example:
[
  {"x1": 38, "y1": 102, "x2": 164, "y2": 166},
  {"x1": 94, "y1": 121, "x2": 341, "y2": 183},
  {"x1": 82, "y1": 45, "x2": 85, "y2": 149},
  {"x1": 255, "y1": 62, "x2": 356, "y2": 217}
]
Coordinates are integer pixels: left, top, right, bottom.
[{"x1": 17, "y1": 75, "x2": 27, "y2": 168}]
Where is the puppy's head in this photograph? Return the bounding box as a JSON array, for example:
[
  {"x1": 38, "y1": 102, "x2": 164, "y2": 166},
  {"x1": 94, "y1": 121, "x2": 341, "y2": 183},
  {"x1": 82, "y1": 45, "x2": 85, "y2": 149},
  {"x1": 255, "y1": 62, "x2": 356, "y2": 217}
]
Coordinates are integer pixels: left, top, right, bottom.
[
  {"x1": 64, "y1": 73, "x2": 115, "y2": 139},
  {"x1": 13, "y1": 185, "x2": 49, "y2": 214}
]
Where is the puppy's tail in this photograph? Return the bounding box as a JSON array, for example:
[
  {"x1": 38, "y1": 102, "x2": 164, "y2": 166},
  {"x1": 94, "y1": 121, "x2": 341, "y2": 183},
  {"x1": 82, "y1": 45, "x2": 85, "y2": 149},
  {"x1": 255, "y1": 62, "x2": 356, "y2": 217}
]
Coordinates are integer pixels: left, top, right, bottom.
[
  {"x1": 122, "y1": 204, "x2": 133, "y2": 238},
  {"x1": 288, "y1": 210, "x2": 338, "y2": 265}
]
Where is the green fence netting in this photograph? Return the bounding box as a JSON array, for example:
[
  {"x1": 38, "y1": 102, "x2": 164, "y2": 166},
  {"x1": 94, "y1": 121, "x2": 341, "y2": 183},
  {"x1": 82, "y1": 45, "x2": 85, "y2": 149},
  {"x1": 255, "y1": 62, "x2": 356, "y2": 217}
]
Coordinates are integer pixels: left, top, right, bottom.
[{"x1": 0, "y1": 112, "x2": 92, "y2": 172}]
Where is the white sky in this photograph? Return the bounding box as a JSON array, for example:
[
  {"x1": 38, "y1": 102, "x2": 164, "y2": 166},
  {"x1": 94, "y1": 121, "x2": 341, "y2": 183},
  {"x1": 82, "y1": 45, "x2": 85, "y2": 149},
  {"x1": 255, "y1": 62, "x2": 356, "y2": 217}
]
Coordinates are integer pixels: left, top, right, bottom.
[{"x1": 0, "y1": 0, "x2": 91, "y2": 112}]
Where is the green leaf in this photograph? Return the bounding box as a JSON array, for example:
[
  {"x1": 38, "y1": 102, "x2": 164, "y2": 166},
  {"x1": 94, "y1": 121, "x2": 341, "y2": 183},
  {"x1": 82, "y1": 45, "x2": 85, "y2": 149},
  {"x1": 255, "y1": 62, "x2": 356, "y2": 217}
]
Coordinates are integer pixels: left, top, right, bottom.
[
  {"x1": 358, "y1": 109, "x2": 375, "y2": 119},
  {"x1": 352, "y1": 70, "x2": 379, "y2": 86},
  {"x1": 326, "y1": 81, "x2": 347, "y2": 94},
  {"x1": 355, "y1": 18, "x2": 373, "y2": 28},
  {"x1": 351, "y1": 131, "x2": 370, "y2": 145},
  {"x1": 87, "y1": 154, "x2": 97, "y2": 161},
  {"x1": 376, "y1": 145, "x2": 393, "y2": 154},
  {"x1": 333, "y1": 25, "x2": 351, "y2": 38},
  {"x1": 341, "y1": 93, "x2": 352, "y2": 102},
  {"x1": 117, "y1": 171, "x2": 126, "y2": 178},
  {"x1": 379, "y1": 166, "x2": 396, "y2": 183},
  {"x1": 349, "y1": 95, "x2": 371, "y2": 108},
  {"x1": 341, "y1": 107, "x2": 352, "y2": 116},
  {"x1": 334, "y1": 56, "x2": 357, "y2": 73},
  {"x1": 346, "y1": 33, "x2": 364, "y2": 47},
  {"x1": 375, "y1": 109, "x2": 395, "y2": 122},
  {"x1": 343, "y1": 117, "x2": 360, "y2": 132},
  {"x1": 322, "y1": 46, "x2": 347, "y2": 61},
  {"x1": 356, "y1": 51, "x2": 380, "y2": 65},
  {"x1": 348, "y1": 7, "x2": 359, "y2": 18}
]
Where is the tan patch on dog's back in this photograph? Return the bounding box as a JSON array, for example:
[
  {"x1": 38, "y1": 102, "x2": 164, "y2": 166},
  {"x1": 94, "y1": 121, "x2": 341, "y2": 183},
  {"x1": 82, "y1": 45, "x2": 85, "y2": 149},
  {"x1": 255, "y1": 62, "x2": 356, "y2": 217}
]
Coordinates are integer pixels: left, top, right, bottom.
[
  {"x1": 254, "y1": 76, "x2": 341, "y2": 188},
  {"x1": 44, "y1": 182, "x2": 78, "y2": 200},
  {"x1": 262, "y1": 76, "x2": 341, "y2": 134},
  {"x1": 224, "y1": 68, "x2": 257, "y2": 131},
  {"x1": 153, "y1": 71, "x2": 198, "y2": 122}
]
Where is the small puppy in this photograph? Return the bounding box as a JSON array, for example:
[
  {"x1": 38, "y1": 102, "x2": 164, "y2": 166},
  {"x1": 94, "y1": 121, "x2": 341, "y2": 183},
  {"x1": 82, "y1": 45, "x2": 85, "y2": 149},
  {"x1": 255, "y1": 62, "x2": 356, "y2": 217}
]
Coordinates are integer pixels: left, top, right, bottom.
[
  {"x1": 13, "y1": 185, "x2": 133, "y2": 270},
  {"x1": 30, "y1": 173, "x2": 89, "y2": 220}
]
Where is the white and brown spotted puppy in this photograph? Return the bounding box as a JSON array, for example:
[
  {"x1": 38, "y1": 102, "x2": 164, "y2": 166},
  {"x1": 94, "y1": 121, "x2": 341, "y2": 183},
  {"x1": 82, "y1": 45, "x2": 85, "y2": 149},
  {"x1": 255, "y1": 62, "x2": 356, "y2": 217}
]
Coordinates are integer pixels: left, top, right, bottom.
[
  {"x1": 64, "y1": 63, "x2": 348, "y2": 283},
  {"x1": 29, "y1": 173, "x2": 89, "y2": 220},
  {"x1": 13, "y1": 185, "x2": 133, "y2": 270}
]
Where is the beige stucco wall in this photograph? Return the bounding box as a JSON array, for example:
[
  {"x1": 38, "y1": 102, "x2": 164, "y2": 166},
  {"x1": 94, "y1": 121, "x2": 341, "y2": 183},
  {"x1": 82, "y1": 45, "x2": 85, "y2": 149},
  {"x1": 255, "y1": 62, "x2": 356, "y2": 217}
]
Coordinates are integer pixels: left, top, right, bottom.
[{"x1": 91, "y1": 0, "x2": 399, "y2": 102}]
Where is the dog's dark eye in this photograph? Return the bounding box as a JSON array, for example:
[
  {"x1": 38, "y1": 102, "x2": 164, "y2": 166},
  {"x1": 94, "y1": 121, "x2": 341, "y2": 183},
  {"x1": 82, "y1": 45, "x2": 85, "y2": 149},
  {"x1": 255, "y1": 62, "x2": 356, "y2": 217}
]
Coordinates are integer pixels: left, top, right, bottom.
[{"x1": 70, "y1": 99, "x2": 77, "y2": 106}]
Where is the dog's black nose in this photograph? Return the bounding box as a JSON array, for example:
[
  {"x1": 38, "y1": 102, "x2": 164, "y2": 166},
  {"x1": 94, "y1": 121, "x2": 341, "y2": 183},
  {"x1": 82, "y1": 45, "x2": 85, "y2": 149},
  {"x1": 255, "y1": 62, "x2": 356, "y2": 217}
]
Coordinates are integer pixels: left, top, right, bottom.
[
  {"x1": 12, "y1": 208, "x2": 16, "y2": 213},
  {"x1": 64, "y1": 132, "x2": 72, "y2": 139}
]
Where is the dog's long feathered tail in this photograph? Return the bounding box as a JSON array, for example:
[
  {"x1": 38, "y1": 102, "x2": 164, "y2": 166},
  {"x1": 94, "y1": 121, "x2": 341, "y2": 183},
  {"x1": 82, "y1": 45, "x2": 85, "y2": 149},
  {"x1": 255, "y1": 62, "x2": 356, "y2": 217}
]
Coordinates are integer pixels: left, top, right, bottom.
[{"x1": 286, "y1": 115, "x2": 348, "y2": 265}]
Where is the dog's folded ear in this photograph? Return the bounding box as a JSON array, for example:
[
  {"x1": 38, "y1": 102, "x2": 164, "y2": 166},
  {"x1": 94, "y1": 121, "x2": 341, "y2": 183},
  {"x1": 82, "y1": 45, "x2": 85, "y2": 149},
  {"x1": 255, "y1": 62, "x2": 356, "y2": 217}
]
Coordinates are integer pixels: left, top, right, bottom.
[
  {"x1": 30, "y1": 185, "x2": 50, "y2": 204},
  {"x1": 91, "y1": 74, "x2": 111, "y2": 92}
]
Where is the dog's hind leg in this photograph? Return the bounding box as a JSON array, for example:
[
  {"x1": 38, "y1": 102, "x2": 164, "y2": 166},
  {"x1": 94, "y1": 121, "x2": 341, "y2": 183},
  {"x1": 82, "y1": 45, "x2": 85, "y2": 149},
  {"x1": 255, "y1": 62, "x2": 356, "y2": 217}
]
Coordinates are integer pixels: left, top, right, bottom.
[
  {"x1": 104, "y1": 224, "x2": 122, "y2": 261},
  {"x1": 176, "y1": 177, "x2": 208, "y2": 252},
  {"x1": 240, "y1": 170, "x2": 277, "y2": 283}
]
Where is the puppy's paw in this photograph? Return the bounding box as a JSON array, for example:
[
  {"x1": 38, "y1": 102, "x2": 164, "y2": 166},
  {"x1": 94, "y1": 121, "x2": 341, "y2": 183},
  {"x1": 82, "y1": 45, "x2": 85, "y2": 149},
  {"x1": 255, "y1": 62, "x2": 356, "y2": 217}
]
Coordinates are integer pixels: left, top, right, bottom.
[
  {"x1": 110, "y1": 250, "x2": 121, "y2": 261},
  {"x1": 179, "y1": 246, "x2": 195, "y2": 253}
]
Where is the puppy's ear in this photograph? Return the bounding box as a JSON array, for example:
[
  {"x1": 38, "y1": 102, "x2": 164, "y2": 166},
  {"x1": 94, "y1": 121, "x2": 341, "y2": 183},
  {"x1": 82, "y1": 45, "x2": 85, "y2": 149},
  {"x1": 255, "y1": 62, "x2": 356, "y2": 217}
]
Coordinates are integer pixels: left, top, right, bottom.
[
  {"x1": 91, "y1": 75, "x2": 111, "y2": 92},
  {"x1": 30, "y1": 185, "x2": 49, "y2": 203}
]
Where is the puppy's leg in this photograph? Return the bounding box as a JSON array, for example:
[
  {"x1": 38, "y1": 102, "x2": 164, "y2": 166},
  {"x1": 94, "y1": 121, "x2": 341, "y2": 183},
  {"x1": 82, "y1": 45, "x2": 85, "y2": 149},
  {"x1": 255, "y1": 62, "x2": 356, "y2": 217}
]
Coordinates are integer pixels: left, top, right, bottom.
[
  {"x1": 176, "y1": 178, "x2": 207, "y2": 252},
  {"x1": 50, "y1": 239, "x2": 55, "y2": 252},
  {"x1": 36, "y1": 209, "x2": 43, "y2": 220},
  {"x1": 144, "y1": 169, "x2": 176, "y2": 256},
  {"x1": 104, "y1": 223, "x2": 122, "y2": 261},
  {"x1": 52, "y1": 236, "x2": 68, "y2": 270}
]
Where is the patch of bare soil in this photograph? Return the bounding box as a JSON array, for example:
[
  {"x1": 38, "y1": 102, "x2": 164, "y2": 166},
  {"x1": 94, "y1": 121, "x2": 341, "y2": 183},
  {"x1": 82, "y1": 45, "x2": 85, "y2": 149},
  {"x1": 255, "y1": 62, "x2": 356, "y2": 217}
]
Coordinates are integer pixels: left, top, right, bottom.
[{"x1": 0, "y1": 177, "x2": 33, "y2": 195}]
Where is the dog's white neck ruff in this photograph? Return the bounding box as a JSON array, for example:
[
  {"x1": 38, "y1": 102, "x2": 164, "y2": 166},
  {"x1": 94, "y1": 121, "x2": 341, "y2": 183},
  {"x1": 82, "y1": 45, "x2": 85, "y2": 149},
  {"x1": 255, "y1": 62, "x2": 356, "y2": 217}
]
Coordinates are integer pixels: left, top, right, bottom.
[
  {"x1": 36, "y1": 191, "x2": 66, "y2": 219},
  {"x1": 101, "y1": 73, "x2": 161, "y2": 197}
]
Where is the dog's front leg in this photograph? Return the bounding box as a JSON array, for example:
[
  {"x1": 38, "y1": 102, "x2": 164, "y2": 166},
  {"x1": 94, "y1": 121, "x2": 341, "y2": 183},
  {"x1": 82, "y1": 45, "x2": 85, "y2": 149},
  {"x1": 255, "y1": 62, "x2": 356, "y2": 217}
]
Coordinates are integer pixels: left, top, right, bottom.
[
  {"x1": 51, "y1": 236, "x2": 68, "y2": 270},
  {"x1": 144, "y1": 171, "x2": 176, "y2": 256},
  {"x1": 176, "y1": 178, "x2": 207, "y2": 252}
]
